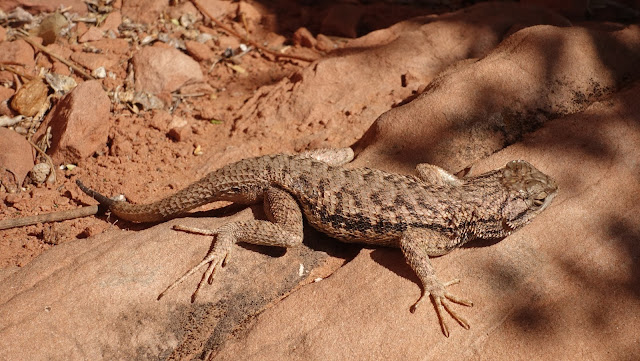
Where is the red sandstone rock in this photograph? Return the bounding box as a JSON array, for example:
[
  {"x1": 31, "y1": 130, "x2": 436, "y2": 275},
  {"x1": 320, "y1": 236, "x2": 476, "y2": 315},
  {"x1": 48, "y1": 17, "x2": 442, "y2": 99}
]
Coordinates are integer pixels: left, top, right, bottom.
[
  {"x1": 77, "y1": 26, "x2": 104, "y2": 43},
  {"x1": 185, "y1": 40, "x2": 216, "y2": 61},
  {"x1": 34, "y1": 80, "x2": 110, "y2": 164},
  {"x1": 0, "y1": 0, "x2": 87, "y2": 14},
  {"x1": 195, "y1": 0, "x2": 235, "y2": 20},
  {"x1": 321, "y1": 3, "x2": 364, "y2": 38},
  {"x1": 132, "y1": 45, "x2": 204, "y2": 94},
  {"x1": 0, "y1": 40, "x2": 35, "y2": 72},
  {"x1": 99, "y1": 10, "x2": 121, "y2": 35},
  {"x1": 121, "y1": 0, "x2": 167, "y2": 24},
  {"x1": 236, "y1": 1, "x2": 262, "y2": 25},
  {"x1": 292, "y1": 27, "x2": 317, "y2": 48},
  {"x1": 233, "y1": 2, "x2": 570, "y2": 153},
  {"x1": 70, "y1": 52, "x2": 119, "y2": 71},
  {"x1": 0, "y1": 128, "x2": 35, "y2": 192}
]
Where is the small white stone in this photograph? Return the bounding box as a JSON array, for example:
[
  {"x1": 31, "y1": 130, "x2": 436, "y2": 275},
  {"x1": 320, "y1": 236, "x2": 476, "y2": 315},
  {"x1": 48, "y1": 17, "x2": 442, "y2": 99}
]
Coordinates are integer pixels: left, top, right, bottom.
[{"x1": 92, "y1": 67, "x2": 106, "y2": 79}]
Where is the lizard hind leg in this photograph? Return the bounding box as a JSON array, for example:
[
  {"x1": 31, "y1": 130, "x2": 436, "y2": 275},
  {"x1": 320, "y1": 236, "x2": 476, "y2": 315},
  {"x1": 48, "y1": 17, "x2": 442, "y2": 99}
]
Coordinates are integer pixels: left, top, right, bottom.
[
  {"x1": 400, "y1": 228, "x2": 473, "y2": 337},
  {"x1": 157, "y1": 186, "x2": 304, "y2": 302}
]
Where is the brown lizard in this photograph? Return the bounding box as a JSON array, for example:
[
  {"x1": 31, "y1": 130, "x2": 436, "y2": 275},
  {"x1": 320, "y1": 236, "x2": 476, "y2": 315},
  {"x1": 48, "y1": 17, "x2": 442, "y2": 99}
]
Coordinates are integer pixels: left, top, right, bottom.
[{"x1": 76, "y1": 148, "x2": 557, "y2": 337}]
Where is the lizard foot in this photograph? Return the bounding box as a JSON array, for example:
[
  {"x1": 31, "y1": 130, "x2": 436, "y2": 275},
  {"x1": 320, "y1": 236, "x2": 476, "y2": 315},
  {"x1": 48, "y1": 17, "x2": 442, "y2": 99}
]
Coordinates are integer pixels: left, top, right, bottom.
[
  {"x1": 410, "y1": 279, "x2": 473, "y2": 337},
  {"x1": 157, "y1": 225, "x2": 231, "y2": 302}
]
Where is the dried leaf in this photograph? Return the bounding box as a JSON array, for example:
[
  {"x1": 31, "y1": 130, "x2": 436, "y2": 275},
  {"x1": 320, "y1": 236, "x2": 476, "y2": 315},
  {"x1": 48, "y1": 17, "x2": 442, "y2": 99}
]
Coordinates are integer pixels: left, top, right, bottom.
[
  {"x1": 193, "y1": 145, "x2": 203, "y2": 155},
  {"x1": 44, "y1": 73, "x2": 77, "y2": 94},
  {"x1": 226, "y1": 63, "x2": 246, "y2": 74}
]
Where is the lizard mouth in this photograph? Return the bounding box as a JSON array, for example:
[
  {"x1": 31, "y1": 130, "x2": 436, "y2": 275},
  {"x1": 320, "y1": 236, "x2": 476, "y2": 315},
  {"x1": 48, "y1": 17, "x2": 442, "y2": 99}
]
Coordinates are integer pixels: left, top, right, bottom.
[{"x1": 536, "y1": 190, "x2": 557, "y2": 212}]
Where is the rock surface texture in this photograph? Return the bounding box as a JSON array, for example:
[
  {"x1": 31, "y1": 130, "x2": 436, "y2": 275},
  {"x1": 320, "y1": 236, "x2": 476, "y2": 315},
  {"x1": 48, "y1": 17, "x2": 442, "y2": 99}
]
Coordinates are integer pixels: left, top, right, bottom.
[{"x1": 1, "y1": 2, "x2": 640, "y2": 361}]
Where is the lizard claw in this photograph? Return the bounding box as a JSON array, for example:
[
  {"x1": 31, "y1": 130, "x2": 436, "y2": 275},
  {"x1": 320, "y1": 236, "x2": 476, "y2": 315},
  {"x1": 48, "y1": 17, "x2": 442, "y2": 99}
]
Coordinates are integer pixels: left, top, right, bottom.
[
  {"x1": 410, "y1": 279, "x2": 473, "y2": 337},
  {"x1": 158, "y1": 224, "x2": 231, "y2": 302},
  {"x1": 158, "y1": 248, "x2": 227, "y2": 302}
]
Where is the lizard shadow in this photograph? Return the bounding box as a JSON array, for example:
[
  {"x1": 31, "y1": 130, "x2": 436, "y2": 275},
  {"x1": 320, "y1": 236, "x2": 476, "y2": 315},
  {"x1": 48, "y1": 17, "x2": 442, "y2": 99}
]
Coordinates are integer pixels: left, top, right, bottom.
[
  {"x1": 461, "y1": 236, "x2": 506, "y2": 249},
  {"x1": 369, "y1": 248, "x2": 418, "y2": 284},
  {"x1": 244, "y1": 205, "x2": 509, "y2": 281},
  {"x1": 233, "y1": 204, "x2": 362, "y2": 260},
  {"x1": 180, "y1": 204, "x2": 361, "y2": 259},
  {"x1": 107, "y1": 202, "x2": 363, "y2": 260},
  {"x1": 369, "y1": 236, "x2": 507, "y2": 285},
  {"x1": 240, "y1": 206, "x2": 363, "y2": 260},
  {"x1": 111, "y1": 200, "x2": 508, "y2": 274},
  {"x1": 105, "y1": 203, "x2": 250, "y2": 232}
]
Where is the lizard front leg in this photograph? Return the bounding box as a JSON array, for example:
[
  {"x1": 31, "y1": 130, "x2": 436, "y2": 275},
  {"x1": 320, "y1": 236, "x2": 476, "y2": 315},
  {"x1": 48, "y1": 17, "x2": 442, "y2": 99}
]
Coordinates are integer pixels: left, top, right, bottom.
[
  {"x1": 400, "y1": 227, "x2": 473, "y2": 337},
  {"x1": 158, "y1": 186, "x2": 304, "y2": 302},
  {"x1": 415, "y1": 163, "x2": 463, "y2": 187}
]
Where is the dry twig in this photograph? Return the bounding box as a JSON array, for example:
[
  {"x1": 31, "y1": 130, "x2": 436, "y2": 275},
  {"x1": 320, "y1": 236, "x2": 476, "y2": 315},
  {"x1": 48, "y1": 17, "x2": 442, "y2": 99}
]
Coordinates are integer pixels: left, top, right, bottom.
[
  {"x1": 0, "y1": 64, "x2": 35, "y2": 80},
  {"x1": 0, "y1": 205, "x2": 99, "y2": 230},
  {"x1": 18, "y1": 31, "x2": 95, "y2": 81},
  {"x1": 25, "y1": 137, "x2": 57, "y2": 183}
]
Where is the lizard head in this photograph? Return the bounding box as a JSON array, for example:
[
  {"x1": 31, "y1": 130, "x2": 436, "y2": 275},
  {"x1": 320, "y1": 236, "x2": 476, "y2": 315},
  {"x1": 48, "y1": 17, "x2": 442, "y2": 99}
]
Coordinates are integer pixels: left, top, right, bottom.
[{"x1": 499, "y1": 160, "x2": 558, "y2": 231}]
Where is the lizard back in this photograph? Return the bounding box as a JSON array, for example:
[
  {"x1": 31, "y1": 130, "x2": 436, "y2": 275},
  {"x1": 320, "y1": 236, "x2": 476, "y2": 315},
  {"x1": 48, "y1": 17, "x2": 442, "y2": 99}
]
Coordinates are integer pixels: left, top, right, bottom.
[{"x1": 273, "y1": 156, "x2": 509, "y2": 247}]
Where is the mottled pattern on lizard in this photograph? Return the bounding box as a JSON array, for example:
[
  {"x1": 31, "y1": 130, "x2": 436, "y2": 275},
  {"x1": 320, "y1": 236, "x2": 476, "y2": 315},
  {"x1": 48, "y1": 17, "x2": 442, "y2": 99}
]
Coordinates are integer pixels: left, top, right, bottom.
[{"x1": 76, "y1": 148, "x2": 558, "y2": 337}]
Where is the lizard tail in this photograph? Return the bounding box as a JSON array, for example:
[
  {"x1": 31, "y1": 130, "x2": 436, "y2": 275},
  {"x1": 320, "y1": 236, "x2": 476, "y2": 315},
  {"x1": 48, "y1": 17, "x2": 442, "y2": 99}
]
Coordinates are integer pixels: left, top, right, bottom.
[
  {"x1": 76, "y1": 178, "x2": 216, "y2": 223},
  {"x1": 75, "y1": 167, "x2": 270, "y2": 223},
  {"x1": 76, "y1": 179, "x2": 117, "y2": 207},
  {"x1": 75, "y1": 154, "x2": 294, "y2": 223}
]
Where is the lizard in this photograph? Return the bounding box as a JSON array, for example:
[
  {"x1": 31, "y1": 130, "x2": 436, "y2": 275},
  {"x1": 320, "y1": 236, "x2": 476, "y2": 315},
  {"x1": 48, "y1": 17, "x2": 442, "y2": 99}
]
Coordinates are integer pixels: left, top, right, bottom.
[{"x1": 76, "y1": 147, "x2": 558, "y2": 337}]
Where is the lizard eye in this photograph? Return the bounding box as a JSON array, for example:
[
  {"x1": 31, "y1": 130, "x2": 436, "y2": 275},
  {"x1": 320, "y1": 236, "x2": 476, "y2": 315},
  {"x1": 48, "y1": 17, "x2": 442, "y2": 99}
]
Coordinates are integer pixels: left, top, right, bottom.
[{"x1": 530, "y1": 190, "x2": 550, "y2": 208}]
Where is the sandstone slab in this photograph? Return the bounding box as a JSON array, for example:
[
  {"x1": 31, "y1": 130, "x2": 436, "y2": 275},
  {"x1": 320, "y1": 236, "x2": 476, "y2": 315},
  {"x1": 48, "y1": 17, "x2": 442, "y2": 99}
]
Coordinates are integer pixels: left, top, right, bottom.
[
  {"x1": 355, "y1": 24, "x2": 640, "y2": 173},
  {"x1": 213, "y1": 81, "x2": 640, "y2": 360},
  {"x1": 232, "y1": 2, "x2": 570, "y2": 153}
]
